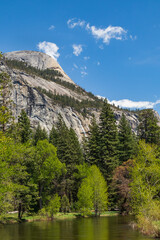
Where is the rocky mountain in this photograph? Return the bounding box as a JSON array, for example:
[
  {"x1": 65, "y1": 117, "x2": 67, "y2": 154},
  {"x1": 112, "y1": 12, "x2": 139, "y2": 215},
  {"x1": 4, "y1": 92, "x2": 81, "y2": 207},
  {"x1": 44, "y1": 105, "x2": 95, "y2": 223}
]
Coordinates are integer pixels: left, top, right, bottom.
[{"x1": 0, "y1": 50, "x2": 150, "y2": 140}]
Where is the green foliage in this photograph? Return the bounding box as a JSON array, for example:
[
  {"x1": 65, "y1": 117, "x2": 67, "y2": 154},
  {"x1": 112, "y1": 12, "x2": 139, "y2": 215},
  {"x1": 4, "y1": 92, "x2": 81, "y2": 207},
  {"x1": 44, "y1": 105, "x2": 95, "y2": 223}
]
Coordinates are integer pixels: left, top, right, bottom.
[
  {"x1": 5, "y1": 59, "x2": 103, "y2": 103},
  {"x1": 118, "y1": 114, "x2": 137, "y2": 164},
  {"x1": 0, "y1": 133, "x2": 14, "y2": 214},
  {"x1": 99, "y1": 100, "x2": 119, "y2": 183},
  {"x1": 138, "y1": 109, "x2": 160, "y2": 145},
  {"x1": 33, "y1": 139, "x2": 64, "y2": 209},
  {"x1": 61, "y1": 195, "x2": 70, "y2": 213},
  {"x1": 0, "y1": 72, "x2": 13, "y2": 132},
  {"x1": 0, "y1": 133, "x2": 37, "y2": 219},
  {"x1": 46, "y1": 194, "x2": 61, "y2": 218},
  {"x1": 77, "y1": 165, "x2": 108, "y2": 216},
  {"x1": 49, "y1": 117, "x2": 83, "y2": 202},
  {"x1": 18, "y1": 110, "x2": 32, "y2": 143},
  {"x1": 130, "y1": 140, "x2": 160, "y2": 215},
  {"x1": 37, "y1": 87, "x2": 103, "y2": 116},
  {"x1": 85, "y1": 117, "x2": 101, "y2": 165},
  {"x1": 33, "y1": 123, "x2": 48, "y2": 145},
  {"x1": 77, "y1": 177, "x2": 93, "y2": 216}
]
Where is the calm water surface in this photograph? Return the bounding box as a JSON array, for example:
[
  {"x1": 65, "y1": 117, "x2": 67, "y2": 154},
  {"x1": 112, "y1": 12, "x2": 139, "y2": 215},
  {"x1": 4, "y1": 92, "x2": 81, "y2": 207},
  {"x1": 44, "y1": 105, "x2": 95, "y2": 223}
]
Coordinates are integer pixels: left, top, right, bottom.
[{"x1": 0, "y1": 216, "x2": 152, "y2": 240}]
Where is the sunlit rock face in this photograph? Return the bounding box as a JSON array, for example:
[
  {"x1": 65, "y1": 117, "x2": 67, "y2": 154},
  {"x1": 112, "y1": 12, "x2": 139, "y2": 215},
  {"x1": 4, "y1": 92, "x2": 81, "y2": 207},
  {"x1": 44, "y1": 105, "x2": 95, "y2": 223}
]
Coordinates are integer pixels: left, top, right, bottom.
[
  {"x1": 4, "y1": 51, "x2": 75, "y2": 84},
  {"x1": 1, "y1": 50, "x2": 158, "y2": 140}
]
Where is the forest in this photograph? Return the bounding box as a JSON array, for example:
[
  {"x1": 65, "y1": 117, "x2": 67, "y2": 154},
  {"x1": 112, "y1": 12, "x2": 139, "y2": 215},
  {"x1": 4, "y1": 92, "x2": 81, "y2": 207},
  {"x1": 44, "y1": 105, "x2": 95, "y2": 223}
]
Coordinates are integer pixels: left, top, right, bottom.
[{"x1": 0, "y1": 59, "x2": 160, "y2": 237}]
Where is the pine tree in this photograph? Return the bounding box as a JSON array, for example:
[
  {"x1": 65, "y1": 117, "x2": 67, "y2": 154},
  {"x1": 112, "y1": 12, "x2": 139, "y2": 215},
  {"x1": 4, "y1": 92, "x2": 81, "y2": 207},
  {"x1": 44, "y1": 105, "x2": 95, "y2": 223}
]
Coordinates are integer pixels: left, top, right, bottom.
[
  {"x1": 99, "y1": 100, "x2": 119, "y2": 183},
  {"x1": 18, "y1": 110, "x2": 31, "y2": 143},
  {"x1": 118, "y1": 114, "x2": 137, "y2": 164},
  {"x1": 138, "y1": 109, "x2": 160, "y2": 145},
  {"x1": 86, "y1": 117, "x2": 101, "y2": 166},
  {"x1": 33, "y1": 123, "x2": 48, "y2": 145},
  {"x1": 49, "y1": 125, "x2": 58, "y2": 146},
  {"x1": 49, "y1": 116, "x2": 84, "y2": 202}
]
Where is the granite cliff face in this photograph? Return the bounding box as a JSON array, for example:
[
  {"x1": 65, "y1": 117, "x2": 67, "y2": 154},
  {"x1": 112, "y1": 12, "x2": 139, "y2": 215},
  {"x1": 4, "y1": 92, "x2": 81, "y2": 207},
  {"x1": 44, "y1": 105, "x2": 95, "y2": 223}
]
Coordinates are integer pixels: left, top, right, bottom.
[
  {"x1": 0, "y1": 51, "x2": 144, "y2": 140},
  {"x1": 4, "y1": 51, "x2": 75, "y2": 84}
]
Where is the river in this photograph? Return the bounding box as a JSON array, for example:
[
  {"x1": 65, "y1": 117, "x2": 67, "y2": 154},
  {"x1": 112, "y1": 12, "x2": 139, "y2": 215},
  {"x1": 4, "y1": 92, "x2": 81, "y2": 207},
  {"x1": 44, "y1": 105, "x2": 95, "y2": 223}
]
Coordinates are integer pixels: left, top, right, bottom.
[{"x1": 0, "y1": 216, "x2": 152, "y2": 240}]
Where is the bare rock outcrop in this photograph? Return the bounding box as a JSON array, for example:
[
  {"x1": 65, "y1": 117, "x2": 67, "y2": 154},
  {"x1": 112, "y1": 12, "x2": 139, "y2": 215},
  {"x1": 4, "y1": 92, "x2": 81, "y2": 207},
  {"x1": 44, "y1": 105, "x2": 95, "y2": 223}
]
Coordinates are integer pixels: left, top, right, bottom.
[
  {"x1": 0, "y1": 50, "x2": 152, "y2": 140},
  {"x1": 4, "y1": 51, "x2": 74, "y2": 85}
]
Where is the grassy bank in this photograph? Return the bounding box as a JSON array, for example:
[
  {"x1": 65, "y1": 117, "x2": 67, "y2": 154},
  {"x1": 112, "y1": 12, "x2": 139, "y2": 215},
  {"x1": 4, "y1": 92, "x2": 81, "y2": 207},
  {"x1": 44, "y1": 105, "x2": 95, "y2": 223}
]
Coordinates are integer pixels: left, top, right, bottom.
[
  {"x1": 132, "y1": 217, "x2": 160, "y2": 238},
  {"x1": 0, "y1": 211, "x2": 119, "y2": 224}
]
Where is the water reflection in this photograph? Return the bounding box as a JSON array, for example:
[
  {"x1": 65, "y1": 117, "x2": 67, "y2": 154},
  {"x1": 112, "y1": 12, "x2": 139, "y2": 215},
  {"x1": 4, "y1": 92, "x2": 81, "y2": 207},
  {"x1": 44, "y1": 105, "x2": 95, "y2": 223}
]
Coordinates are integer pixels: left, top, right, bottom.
[{"x1": 0, "y1": 216, "x2": 152, "y2": 240}]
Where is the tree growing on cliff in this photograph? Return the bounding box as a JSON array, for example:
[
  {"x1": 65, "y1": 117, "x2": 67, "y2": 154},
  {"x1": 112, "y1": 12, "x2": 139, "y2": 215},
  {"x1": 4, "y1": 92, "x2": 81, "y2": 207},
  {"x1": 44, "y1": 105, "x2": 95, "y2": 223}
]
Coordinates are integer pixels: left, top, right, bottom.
[{"x1": 0, "y1": 72, "x2": 13, "y2": 132}]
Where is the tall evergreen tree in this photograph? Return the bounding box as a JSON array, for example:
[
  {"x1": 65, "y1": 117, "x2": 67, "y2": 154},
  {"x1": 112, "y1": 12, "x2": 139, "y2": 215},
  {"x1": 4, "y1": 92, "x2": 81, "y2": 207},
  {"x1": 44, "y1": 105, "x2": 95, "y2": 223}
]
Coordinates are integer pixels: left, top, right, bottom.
[
  {"x1": 85, "y1": 117, "x2": 101, "y2": 166},
  {"x1": 18, "y1": 110, "x2": 31, "y2": 143},
  {"x1": 33, "y1": 123, "x2": 48, "y2": 145},
  {"x1": 49, "y1": 116, "x2": 83, "y2": 202},
  {"x1": 138, "y1": 109, "x2": 160, "y2": 145},
  {"x1": 118, "y1": 114, "x2": 137, "y2": 164},
  {"x1": 99, "y1": 100, "x2": 119, "y2": 183}
]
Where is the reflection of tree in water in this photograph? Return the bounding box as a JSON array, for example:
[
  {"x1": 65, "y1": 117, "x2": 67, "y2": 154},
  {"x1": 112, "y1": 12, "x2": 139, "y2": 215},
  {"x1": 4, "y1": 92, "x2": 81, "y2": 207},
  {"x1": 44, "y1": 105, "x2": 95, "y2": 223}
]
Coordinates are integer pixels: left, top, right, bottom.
[{"x1": 0, "y1": 216, "x2": 151, "y2": 240}]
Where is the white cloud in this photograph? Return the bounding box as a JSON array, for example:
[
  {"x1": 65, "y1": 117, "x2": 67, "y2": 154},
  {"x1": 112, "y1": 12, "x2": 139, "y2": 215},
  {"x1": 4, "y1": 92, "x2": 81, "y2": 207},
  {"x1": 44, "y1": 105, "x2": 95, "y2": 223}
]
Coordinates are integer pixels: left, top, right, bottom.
[
  {"x1": 108, "y1": 99, "x2": 160, "y2": 109},
  {"x1": 37, "y1": 41, "x2": 60, "y2": 60},
  {"x1": 86, "y1": 24, "x2": 127, "y2": 44},
  {"x1": 73, "y1": 63, "x2": 78, "y2": 69},
  {"x1": 130, "y1": 35, "x2": 137, "y2": 40},
  {"x1": 48, "y1": 25, "x2": 55, "y2": 30},
  {"x1": 81, "y1": 71, "x2": 88, "y2": 77},
  {"x1": 96, "y1": 96, "x2": 160, "y2": 109},
  {"x1": 81, "y1": 66, "x2": 87, "y2": 70},
  {"x1": 84, "y1": 56, "x2": 90, "y2": 60},
  {"x1": 99, "y1": 44, "x2": 104, "y2": 49},
  {"x1": 67, "y1": 18, "x2": 132, "y2": 45},
  {"x1": 72, "y1": 44, "x2": 83, "y2": 56},
  {"x1": 67, "y1": 18, "x2": 85, "y2": 29},
  {"x1": 97, "y1": 61, "x2": 100, "y2": 66},
  {"x1": 97, "y1": 95, "x2": 106, "y2": 100}
]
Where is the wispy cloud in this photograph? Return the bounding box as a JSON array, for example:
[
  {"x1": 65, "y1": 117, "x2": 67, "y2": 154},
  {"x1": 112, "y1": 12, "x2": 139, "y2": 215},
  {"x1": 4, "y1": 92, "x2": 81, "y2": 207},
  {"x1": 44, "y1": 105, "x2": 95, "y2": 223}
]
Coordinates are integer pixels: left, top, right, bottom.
[
  {"x1": 129, "y1": 35, "x2": 137, "y2": 41},
  {"x1": 67, "y1": 18, "x2": 85, "y2": 29},
  {"x1": 37, "y1": 41, "x2": 60, "y2": 60},
  {"x1": 67, "y1": 18, "x2": 129, "y2": 45},
  {"x1": 109, "y1": 99, "x2": 160, "y2": 109},
  {"x1": 96, "y1": 96, "x2": 160, "y2": 109},
  {"x1": 84, "y1": 56, "x2": 90, "y2": 60},
  {"x1": 48, "y1": 25, "x2": 55, "y2": 30},
  {"x1": 72, "y1": 44, "x2": 83, "y2": 56},
  {"x1": 81, "y1": 66, "x2": 87, "y2": 70},
  {"x1": 81, "y1": 71, "x2": 88, "y2": 77},
  {"x1": 86, "y1": 24, "x2": 127, "y2": 44},
  {"x1": 73, "y1": 63, "x2": 78, "y2": 69},
  {"x1": 97, "y1": 61, "x2": 100, "y2": 66}
]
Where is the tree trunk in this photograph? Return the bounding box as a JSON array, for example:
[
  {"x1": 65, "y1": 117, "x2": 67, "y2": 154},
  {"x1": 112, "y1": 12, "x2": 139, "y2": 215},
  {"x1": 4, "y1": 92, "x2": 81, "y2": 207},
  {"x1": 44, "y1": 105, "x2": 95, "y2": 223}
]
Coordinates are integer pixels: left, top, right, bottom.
[
  {"x1": 39, "y1": 182, "x2": 43, "y2": 209},
  {"x1": 18, "y1": 203, "x2": 22, "y2": 220}
]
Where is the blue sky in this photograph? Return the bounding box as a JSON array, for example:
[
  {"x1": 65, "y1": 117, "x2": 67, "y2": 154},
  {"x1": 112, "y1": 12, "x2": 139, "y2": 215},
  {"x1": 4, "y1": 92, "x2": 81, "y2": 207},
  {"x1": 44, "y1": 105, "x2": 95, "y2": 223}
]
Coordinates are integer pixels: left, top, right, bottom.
[{"x1": 1, "y1": 0, "x2": 160, "y2": 112}]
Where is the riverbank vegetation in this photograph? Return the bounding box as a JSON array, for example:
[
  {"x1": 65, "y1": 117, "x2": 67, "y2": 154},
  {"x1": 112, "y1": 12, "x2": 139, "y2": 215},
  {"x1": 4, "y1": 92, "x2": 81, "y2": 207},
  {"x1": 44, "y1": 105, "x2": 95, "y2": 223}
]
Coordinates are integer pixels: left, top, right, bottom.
[{"x1": 0, "y1": 64, "x2": 160, "y2": 236}]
